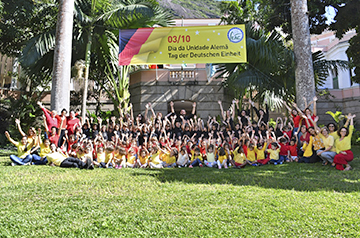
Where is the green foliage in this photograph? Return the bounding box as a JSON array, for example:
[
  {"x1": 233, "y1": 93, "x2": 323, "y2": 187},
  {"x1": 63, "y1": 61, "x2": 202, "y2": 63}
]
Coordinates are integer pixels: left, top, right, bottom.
[{"x1": 1, "y1": 149, "x2": 360, "y2": 236}]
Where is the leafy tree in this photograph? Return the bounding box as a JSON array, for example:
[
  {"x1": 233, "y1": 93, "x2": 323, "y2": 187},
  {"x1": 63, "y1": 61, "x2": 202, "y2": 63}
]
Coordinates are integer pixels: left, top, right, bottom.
[{"x1": 330, "y1": 0, "x2": 360, "y2": 84}]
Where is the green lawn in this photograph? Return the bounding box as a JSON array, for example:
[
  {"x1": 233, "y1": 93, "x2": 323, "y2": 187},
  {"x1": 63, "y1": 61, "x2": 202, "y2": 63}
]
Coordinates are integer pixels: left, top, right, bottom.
[{"x1": 1, "y1": 147, "x2": 360, "y2": 237}]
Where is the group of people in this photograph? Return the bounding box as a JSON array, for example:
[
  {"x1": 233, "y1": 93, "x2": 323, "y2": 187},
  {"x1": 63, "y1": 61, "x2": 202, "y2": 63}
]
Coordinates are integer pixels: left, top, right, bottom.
[{"x1": 4, "y1": 96, "x2": 356, "y2": 171}]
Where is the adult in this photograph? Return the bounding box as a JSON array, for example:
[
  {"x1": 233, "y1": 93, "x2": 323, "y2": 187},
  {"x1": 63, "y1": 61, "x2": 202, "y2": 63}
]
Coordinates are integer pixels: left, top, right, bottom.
[
  {"x1": 37, "y1": 101, "x2": 59, "y2": 130},
  {"x1": 66, "y1": 110, "x2": 81, "y2": 135},
  {"x1": 316, "y1": 127, "x2": 336, "y2": 166},
  {"x1": 5, "y1": 131, "x2": 35, "y2": 166},
  {"x1": 333, "y1": 114, "x2": 356, "y2": 171},
  {"x1": 169, "y1": 101, "x2": 196, "y2": 122}
]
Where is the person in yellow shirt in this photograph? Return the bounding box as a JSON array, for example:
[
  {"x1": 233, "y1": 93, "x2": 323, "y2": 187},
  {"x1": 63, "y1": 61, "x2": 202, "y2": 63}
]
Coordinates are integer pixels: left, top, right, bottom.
[
  {"x1": 149, "y1": 146, "x2": 163, "y2": 168},
  {"x1": 126, "y1": 147, "x2": 137, "y2": 168},
  {"x1": 255, "y1": 142, "x2": 268, "y2": 165},
  {"x1": 160, "y1": 147, "x2": 178, "y2": 168},
  {"x1": 204, "y1": 144, "x2": 217, "y2": 168},
  {"x1": 93, "y1": 147, "x2": 106, "y2": 167},
  {"x1": 316, "y1": 127, "x2": 336, "y2": 165},
  {"x1": 333, "y1": 114, "x2": 356, "y2": 171},
  {"x1": 189, "y1": 147, "x2": 203, "y2": 168},
  {"x1": 137, "y1": 148, "x2": 150, "y2": 168},
  {"x1": 5, "y1": 131, "x2": 35, "y2": 166},
  {"x1": 267, "y1": 142, "x2": 281, "y2": 165},
  {"x1": 31, "y1": 128, "x2": 52, "y2": 165},
  {"x1": 230, "y1": 145, "x2": 247, "y2": 168},
  {"x1": 246, "y1": 143, "x2": 257, "y2": 166},
  {"x1": 216, "y1": 147, "x2": 228, "y2": 169}
]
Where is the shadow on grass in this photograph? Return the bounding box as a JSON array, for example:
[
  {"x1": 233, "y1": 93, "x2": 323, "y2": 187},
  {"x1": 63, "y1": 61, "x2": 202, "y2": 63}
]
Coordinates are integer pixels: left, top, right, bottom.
[{"x1": 130, "y1": 159, "x2": 360, "y2": 193}]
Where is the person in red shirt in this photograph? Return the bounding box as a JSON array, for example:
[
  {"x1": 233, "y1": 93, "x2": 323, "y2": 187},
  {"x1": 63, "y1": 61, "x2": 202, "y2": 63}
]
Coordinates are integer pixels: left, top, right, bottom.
[
  {"x1": 66, "y1": 111, "x2": 80, "y2": 135},
  {"x1": 279, "y1": 137, "x2": 290, "y2": 162}
]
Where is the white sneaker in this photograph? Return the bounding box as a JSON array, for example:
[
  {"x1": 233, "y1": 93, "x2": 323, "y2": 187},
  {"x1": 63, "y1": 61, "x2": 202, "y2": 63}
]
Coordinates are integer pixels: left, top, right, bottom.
[{"x1": 11, "y1": 162, "x2": 16, "y2": 166}]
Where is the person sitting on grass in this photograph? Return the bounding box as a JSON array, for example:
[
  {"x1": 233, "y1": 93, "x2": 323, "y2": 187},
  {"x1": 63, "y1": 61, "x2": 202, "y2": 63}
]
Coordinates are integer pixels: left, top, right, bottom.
[
  {"x1": 204, "y1": 143, "x2": 217, "y2": 168},
  {"x1": 216, "y1": 147, "x2": 228, "y2": 169},
  {"x1": 31, "y1": 128, "x2": 52, "y2": 165},
  {"x1": 46, "y1": 143, "x2": 93, "y2": 169},
  {"x1": 333, "y1": 114, "x2": 356, "y2": 171},
  {"x1": 149, "y1": 146, "x2": 163, "y2": 169},
  {"x1": 230, "y1": 145, "x2": 247, "y2": 168},
  {"x1": 137, "y1": 147, "x2": 150, "y2": 168},
  {"x1": 189, "y1": 147, "x2": 203, "y2": 168},
  {"x1": 176, "y1": 145, "x2": 189, "y2": 168},
  {"x1": 5, "y1": 131, "x2": 35, "y2": 166},
  {"x1": 267, "y1": 142, "x2": 282, "y2": 165},
  {"x1": 255, "y1": 140, "x2": 268, "y2": 165},
  {"x1": 159, "y1": 147, "x2": 178, "y2": 168}
]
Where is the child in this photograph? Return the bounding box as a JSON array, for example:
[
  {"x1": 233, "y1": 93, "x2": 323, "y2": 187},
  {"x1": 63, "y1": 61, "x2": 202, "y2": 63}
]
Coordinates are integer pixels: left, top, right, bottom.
[
  {"x1": 149, "y1": 146, "x2": 163, "y2": 168},
  {"x1": 189, "y1": 147, "x2": 203, "y2": 168},
  {"x1": 93, "y1": 146, "x2": 105, "y2": 167},
  {"x1": 137, "y1": 147, "x2": 150, "y2": 168},
  {"x1": 104, "y1": 146, "x2": 114, "y2": 168},
  {"x1": 288, "y1": 135, "x2": 298, "y2": 162},
  {"x1": 204, "y1": 144, "x2": 217, "y2": 168},
  {"x1": 217, "y1": 147, "x2": 228, "y2": 169},
  {"x1": 230, "y1": 145, "x2": 247, "y2": 168},
  {"x1": 113, "y1": 146, "x2": 126, "y2": 169},
  {"x1": 177, "y1": 146, "x2": 189, "y2": 167},
  {"x1": 126, "y1": 147, "x2": 137, "y2": 168},
  {"x1": 279, "y1": 137, "x2": 290, "y2": 162},
  {"x1": 267, "y1": 142, "x2": 282, "y2": 165},
  {"x1": 160, "y1": 147, "x2": 178, "y2": 168},
  {"x1": 255, "y1": 142, "x2": 269, "y2": 165},
  {"x1": 246, "y1": 143, "x2": 257, "y2": 166}
]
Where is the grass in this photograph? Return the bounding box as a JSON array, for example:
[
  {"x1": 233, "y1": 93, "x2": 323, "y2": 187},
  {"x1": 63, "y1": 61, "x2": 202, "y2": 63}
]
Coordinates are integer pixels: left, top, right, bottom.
[{"x1": 1, "y1": 147, "x2": 360, "y2": 237}]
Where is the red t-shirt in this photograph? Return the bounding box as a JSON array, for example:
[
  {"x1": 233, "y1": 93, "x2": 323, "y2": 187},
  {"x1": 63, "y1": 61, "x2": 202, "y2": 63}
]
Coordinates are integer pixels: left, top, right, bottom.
[
  {"x1": 66, "y1": 117, "x2": 80, "y2": 135},
  {"x1": 292, "y1": 114, "x2": 301, "y2": 128},
  {"x1": 48, "y1": 133, "x2": 59, "y2": 146},
  {"x1": 289, "y1": 144, "x2": 297, "y2": 156},
  {"x1": 279, "y1": 143, "x2": 289, "y2": 156}
]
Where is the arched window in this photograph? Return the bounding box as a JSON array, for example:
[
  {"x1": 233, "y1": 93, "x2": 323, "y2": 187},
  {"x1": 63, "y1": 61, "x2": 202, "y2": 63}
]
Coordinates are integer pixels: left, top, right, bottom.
[{"x1": 168, "y1": 100, "x2": 195, "y2": 116}]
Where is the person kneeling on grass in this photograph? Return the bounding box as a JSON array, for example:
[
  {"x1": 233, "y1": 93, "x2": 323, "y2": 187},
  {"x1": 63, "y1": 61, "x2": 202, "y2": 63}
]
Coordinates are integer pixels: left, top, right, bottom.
[
  {"x1": 5, "y1": 131, "x2": 35, "y2": 166},
  {"x1": 46, "y1": 143, "x2": 93, "y2": 169},
  {"x1": 333, "y1": 114, "x2": 356, "y2": 171}
]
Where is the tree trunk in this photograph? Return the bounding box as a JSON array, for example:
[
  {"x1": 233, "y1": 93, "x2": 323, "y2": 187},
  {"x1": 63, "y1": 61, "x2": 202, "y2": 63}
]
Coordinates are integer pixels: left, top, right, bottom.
[
  {"x1": 290, "y1": 0, "x2": 315, "y2": 110},
  {"x1": 51, "y1": 0, "x2": 74, "y2": 112},
  {"x1": 82, "y1": 33, "x2": 92, "y2": 120}
]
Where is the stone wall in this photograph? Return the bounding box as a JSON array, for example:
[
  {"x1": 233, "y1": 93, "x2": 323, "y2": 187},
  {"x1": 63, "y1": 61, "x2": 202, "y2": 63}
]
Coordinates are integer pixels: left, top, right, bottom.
[{"x1": 129, "y1": 80, "x2": 234, "y2": 119}]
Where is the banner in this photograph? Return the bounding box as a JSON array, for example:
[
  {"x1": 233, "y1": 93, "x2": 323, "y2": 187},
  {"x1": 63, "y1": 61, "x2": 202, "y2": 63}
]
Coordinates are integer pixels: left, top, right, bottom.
[{"x1": 118, "y1": 25, "x2": 246, "y2": 65}]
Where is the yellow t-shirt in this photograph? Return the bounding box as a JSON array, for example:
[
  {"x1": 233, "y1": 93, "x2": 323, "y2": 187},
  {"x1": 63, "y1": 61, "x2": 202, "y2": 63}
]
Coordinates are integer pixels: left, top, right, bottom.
[
  {"x1": 105, "y1": 152, "x2": 114, "y2": 163},
  {"x1": 217, "y1": 155, "x2": 227, "y2": 163},
  {"x1": 267, "y1": 149, "x2": 280, "y2": 160},
  {"x1": 233, "y1": 147, "x2": 246, "y2": 163},
  {"x1": 150, "y1": 152, "x2": 161, "y2": 165},
  {"x1": 15, "y1": 142, "x2": 32, "y2": 159},
  {"x1": 139, "y1": 155, "x2": 148, "y2": 165},
  {"x1": 191, "y1": 154, "x2": 203, "y2": 162},
  {"x1": 97, "y1": 152, "x2": 106, "y2": 163},
  {"x1": 318, "y1": 134, "x2": 336, "y2": 152},
  {"x1": 162, "y1": 153, "x2": 176, "y2": 164},
  {"x1": 46, "y1": 152, "x2": 67, "y2": 166},
  {"x1": 255, "y1": 143, "x2": 267, "y2": 160},
  {"x1": 247, "y1": 149, "x2": 256, "y2": 162},
  {"x1": 39, "y1": 143, "x2": 52, "y2": 158},
  {"x1": 127, "y1": 155, "x2": 136, "y2": 164},
  {"x1": 330, "y1": 131, "x2": 339, "y2": 142},
  {"x1": 335, "y1": 125, "x2": 353, "y2": 154},
  {"x1": 206, "y1": 152, "x2": 215, "y2": 162}
]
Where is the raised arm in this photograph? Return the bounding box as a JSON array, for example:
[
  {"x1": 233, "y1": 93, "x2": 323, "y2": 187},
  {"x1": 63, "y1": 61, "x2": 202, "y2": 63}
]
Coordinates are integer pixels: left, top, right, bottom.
[
  {"x1": 15, "y1": 119, "x2": 26, "y2": 137},
  {"x1": 4, "y1": 131, "x2": 17, "y2": 145},
  {"x1": 217, "y1": 100, "x2": 226, "y2": 121}
]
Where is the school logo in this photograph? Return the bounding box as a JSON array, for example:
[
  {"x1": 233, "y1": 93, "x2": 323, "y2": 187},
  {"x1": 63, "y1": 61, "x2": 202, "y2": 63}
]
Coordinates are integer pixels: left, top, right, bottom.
[{"x1": 227, "y1": 27, "x2": 244, "y2": 43}]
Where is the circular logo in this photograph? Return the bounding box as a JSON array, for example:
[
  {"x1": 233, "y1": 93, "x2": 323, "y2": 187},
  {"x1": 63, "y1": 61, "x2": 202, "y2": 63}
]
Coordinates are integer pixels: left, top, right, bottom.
[{"x1": 227, "y1": 27, "x2": 244, "y2": 43}]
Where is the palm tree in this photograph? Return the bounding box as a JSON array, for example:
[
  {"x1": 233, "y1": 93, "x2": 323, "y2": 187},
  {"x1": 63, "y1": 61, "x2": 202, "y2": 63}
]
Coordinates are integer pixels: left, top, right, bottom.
[{"x1": 19, "y1": 0, "x2": 172, "y2": 116}]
